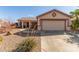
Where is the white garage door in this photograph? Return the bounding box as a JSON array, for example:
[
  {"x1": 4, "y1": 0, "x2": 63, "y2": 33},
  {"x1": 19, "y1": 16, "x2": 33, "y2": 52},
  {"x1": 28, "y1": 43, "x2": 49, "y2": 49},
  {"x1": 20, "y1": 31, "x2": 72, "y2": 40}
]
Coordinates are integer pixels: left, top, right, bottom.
[{"x1": 42, "y1": 20, "x2": 65, "y2": 31}]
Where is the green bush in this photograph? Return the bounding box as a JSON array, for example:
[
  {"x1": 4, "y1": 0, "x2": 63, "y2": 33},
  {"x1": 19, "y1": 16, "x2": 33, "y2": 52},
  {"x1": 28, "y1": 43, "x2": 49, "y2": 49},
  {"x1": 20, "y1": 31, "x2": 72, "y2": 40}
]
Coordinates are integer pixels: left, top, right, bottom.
[{"x1": 12, "y1": 38, "x2": 36, "y2": 52}]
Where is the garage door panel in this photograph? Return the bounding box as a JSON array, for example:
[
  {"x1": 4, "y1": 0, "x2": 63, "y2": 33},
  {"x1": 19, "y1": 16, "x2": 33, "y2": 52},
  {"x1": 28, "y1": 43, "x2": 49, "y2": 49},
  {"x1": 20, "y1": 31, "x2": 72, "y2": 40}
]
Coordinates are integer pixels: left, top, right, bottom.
[{"x1": 42, "y1": 20, "x2": 65, "y2": 30}]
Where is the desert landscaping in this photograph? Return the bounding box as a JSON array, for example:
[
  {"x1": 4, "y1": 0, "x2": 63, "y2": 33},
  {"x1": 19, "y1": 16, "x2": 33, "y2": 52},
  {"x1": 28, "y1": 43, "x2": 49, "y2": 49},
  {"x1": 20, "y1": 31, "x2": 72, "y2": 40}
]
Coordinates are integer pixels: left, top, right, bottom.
[
  {"x1": 0, "y1": 29, "x2": 79, "y2": 52},
  {"x1": 0, "y1": 29, "x2": 41, "y2": 52}
]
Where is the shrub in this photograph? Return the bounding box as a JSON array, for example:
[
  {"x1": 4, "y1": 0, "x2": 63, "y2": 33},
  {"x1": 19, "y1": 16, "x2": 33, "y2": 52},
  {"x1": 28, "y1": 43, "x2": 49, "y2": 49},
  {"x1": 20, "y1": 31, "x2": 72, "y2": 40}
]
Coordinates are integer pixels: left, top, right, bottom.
[
  {"x1": 6, "y1": 31, "x2": 12, "y2": 36},
  {"x1": 12, "y1": 38, "x2": 36, "y2": 52},
  {"x1": 0, "y1": 36, "x2": 3, "y2": 43}
]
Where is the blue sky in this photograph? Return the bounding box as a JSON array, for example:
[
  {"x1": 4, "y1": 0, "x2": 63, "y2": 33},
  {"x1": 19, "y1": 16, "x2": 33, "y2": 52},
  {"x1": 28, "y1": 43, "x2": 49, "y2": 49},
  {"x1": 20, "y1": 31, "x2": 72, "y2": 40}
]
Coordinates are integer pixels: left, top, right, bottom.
[{"x1": 0, "y1": 6, "x2": 78, "y2": 22}]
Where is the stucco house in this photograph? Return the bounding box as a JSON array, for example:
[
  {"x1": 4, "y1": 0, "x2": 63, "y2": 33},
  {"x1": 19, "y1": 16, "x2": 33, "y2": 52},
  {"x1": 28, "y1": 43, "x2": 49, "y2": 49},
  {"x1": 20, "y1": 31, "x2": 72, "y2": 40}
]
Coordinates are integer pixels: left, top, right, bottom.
[{"x1": 17, "y1": 9, "x2": 72, "y2": 31}]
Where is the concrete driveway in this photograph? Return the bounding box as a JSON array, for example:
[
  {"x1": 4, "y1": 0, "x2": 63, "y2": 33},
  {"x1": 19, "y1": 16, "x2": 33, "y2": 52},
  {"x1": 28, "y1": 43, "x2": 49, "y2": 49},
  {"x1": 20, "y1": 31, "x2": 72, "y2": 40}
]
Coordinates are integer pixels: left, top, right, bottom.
[{"x1": 41, "y1": 31, "x2": 79, "y2": 52}]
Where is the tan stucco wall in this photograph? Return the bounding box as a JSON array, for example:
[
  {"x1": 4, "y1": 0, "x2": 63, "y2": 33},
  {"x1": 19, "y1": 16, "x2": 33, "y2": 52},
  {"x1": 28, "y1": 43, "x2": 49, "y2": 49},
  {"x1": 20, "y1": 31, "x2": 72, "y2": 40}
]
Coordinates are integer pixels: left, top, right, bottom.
[{"x1": 37, "y1": 10, "x2": 71, "y2": 31}]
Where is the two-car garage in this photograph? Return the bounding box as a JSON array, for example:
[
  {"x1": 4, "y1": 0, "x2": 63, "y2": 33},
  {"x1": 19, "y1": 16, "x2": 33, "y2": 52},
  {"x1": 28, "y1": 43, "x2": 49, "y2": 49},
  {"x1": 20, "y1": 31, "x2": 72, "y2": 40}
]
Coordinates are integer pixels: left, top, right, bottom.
[
  {"x1": 41, "y1": 20, "x2": 65, "y2": 31},
  {"x1": 37, "y1": 9, "x2": 71, "y2": 31}
]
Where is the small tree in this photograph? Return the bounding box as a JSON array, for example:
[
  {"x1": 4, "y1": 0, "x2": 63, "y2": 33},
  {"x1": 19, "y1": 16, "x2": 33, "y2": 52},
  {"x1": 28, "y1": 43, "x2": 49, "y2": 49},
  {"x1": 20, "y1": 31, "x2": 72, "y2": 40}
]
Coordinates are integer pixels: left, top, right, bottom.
[
  {"x1": 71, "y1": 20, "x2": 78, "y2": 32},
  {"x1": 70, "y1": 9, "x2": 79, "y2": 32}
]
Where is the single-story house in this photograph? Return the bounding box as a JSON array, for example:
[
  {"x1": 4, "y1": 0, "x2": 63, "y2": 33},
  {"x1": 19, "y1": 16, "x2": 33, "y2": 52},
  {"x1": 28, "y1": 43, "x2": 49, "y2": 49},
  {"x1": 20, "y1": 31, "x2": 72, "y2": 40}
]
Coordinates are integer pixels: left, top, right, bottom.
[
  {"x1": 17, "y1": 17, "x2": 37, "y2": 29},
  {"x1": 17, "y1": 9, "x2": 72, "y2": 31},
  {"x1": 37, "y1": 9, "x2": 72, "y2": 31}
]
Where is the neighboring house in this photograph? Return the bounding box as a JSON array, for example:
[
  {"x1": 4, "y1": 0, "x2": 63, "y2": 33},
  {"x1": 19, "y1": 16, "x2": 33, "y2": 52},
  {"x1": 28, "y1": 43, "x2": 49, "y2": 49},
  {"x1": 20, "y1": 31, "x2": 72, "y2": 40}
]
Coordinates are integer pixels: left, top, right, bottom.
[
  {"x1": 0, "y1": 19, "x2": 11, "y2": 33},
  {"x1": 17, "y1": 17, "x2": 37, "y2": 29},
  {"x1": 17, "y1": 9, "x2": 72, "y2": 31}
]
